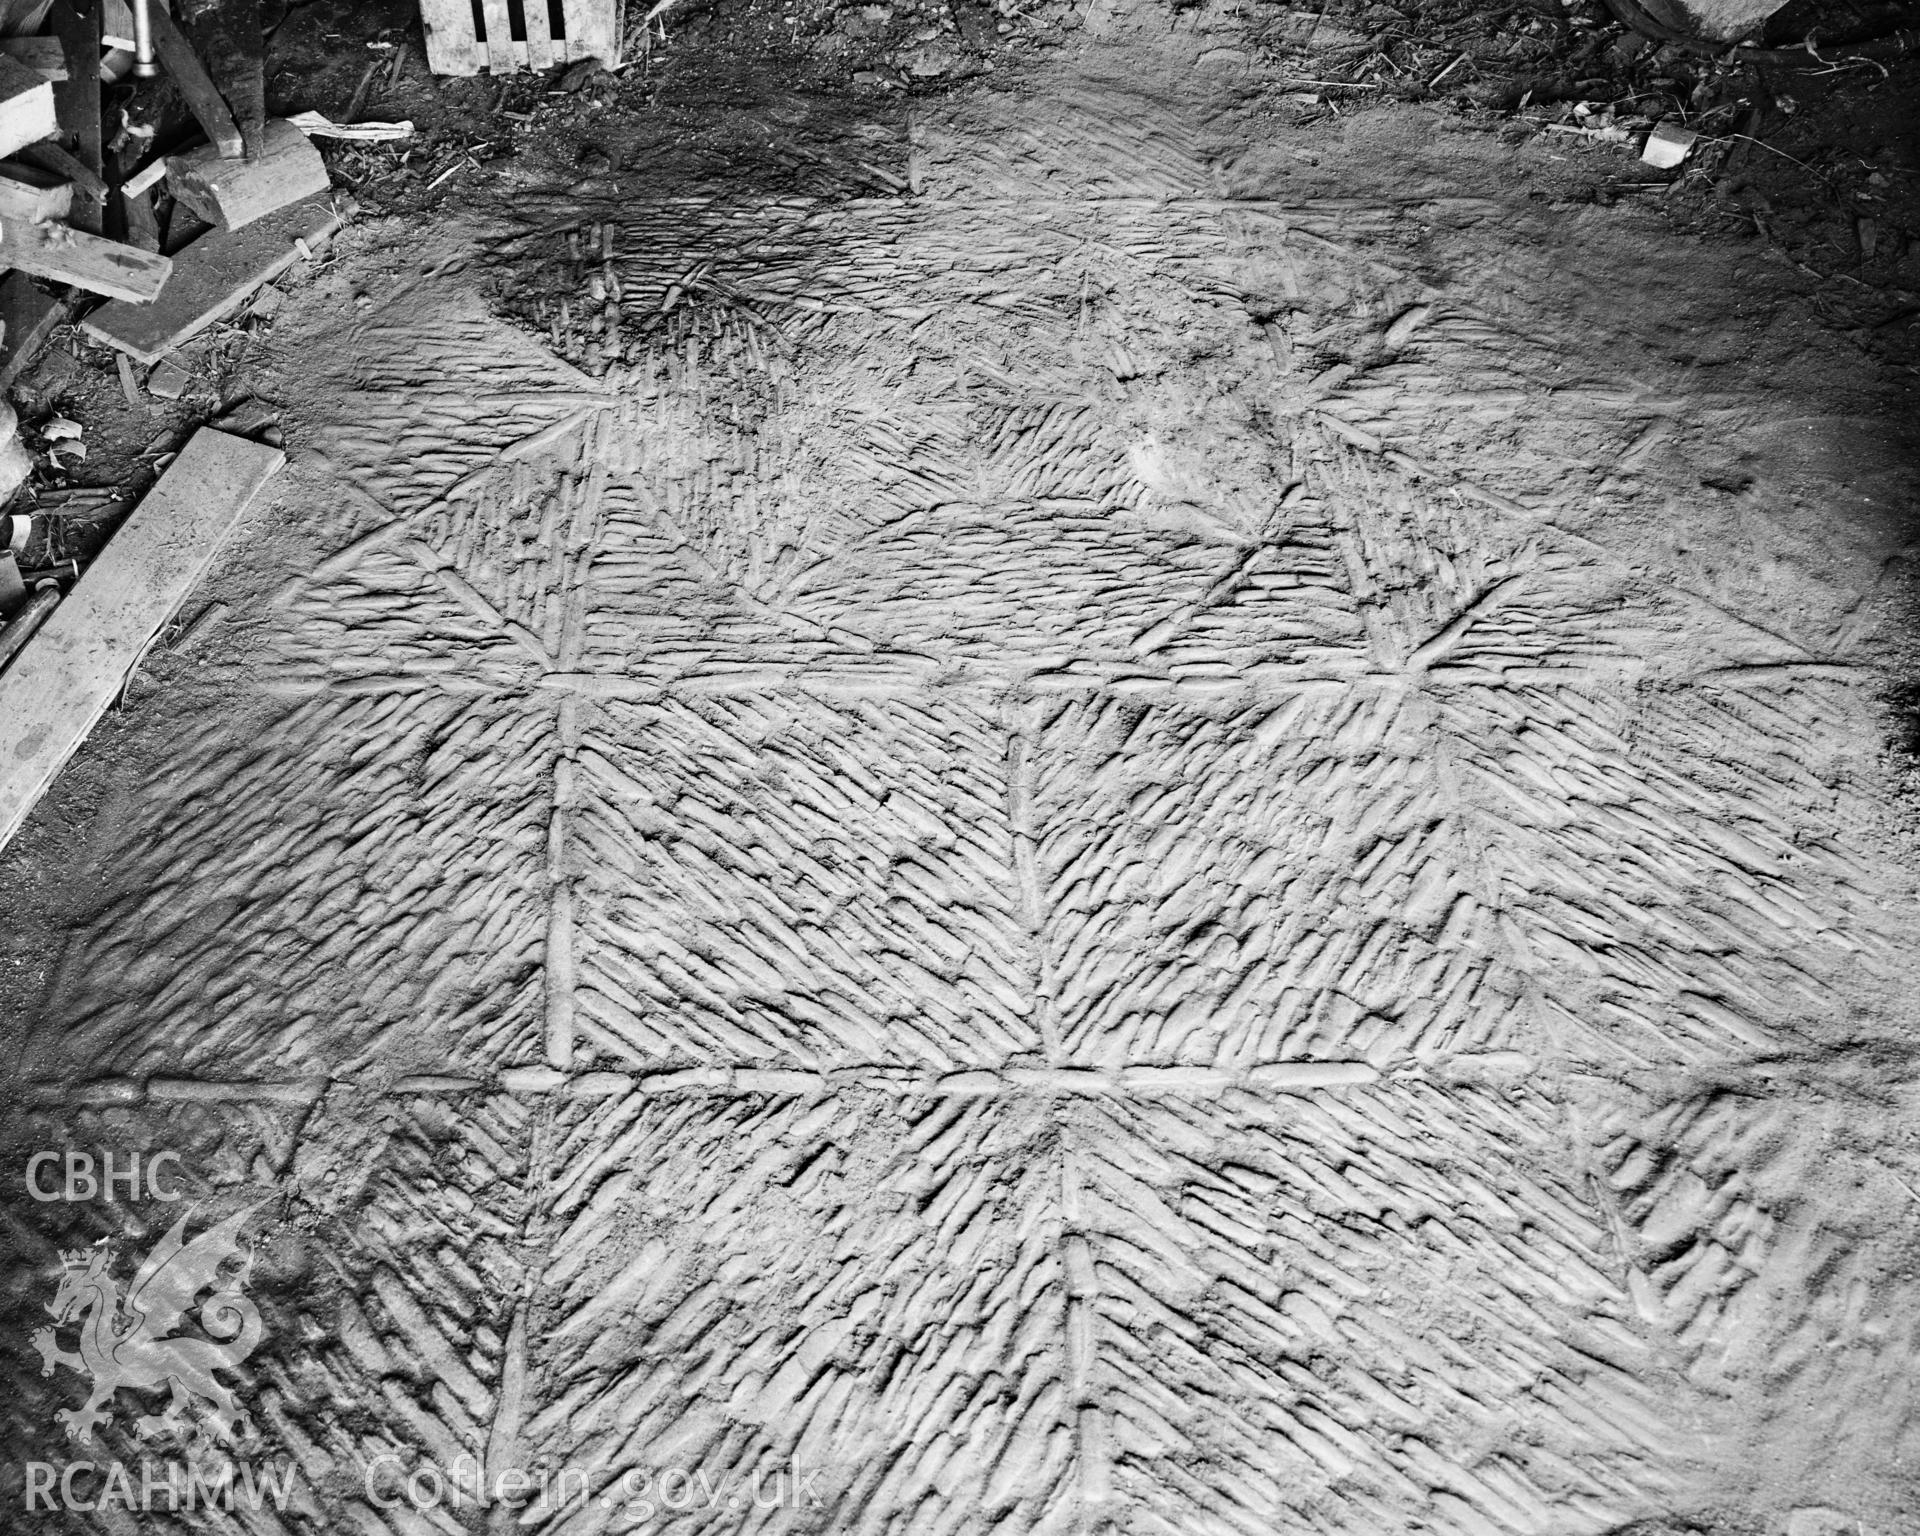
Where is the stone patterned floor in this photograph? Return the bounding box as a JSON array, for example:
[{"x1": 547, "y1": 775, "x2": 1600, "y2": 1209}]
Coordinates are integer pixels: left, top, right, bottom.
[{"x1": 6, "y1": 53, "x2": 1919, "y2": 1536}]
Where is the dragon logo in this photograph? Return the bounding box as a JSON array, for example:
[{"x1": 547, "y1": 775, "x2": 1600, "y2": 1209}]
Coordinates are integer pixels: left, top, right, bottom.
[{"x1": 31, "y1": 1203, "x2": 265, "y2": 1447}]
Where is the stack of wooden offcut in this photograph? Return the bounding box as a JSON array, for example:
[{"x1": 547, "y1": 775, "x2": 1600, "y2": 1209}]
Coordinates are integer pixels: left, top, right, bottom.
[
  {"x1": 0, "y1": 0, "x2": 336, "y2": 769},
  {"x1": 0, "y1": 0, "x2": 340, "y2": 421}
]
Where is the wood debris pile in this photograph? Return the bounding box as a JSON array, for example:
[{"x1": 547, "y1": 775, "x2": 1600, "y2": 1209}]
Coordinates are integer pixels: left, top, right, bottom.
[{"x1": 0, "y1": 0, "x2": 341, "y2": 669}]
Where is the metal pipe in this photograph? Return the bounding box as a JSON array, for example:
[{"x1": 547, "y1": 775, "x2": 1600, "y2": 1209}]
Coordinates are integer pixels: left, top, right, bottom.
[{"x1": 131, "y1": 0, "x2": 158, "y2": 78}]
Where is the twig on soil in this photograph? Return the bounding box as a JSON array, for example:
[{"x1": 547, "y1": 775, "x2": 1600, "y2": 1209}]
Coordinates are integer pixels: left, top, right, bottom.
[
  {"x1": 342, "y1": 57, "x2": 382, "y2": 126},
  {"x1": 1428, "y1": 52, "x2": 1468, "y2": 88},
  {"x1": 1798, "y1": 42, "x2": 1890, "y2": 79},
  {"x1": 1714, "y1": 132, "x2": 1822, "y2": 177}
]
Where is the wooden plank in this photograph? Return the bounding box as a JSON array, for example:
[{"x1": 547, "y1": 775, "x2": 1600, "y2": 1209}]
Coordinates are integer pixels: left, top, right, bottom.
[
  {"x1": 559, "y1": 0, "x2": 617, "y2": 66},
  {"x1": 0, "y1": 428, "x2": 285, "y2": 854},
  {"x1": 603, "y1": 0, "x2": 621, "y2": 64},
  {"x1": 147, "y1": 0, "x2": 243, "y2": 157},
  {"x1": 14, "y1": 139, "x2": 103, "y2": 204},
  {"x1": 120, "y1": 183, "x2": 158, "y2": 250},
  {"x1": 0, "y1": 163, "x2": 71, "y2": 222},
  {"x1": 0, "y1": 585, "x2": 60, "y2": 674},
  {"x1": 0, "y1": 214, "x2": 171, "y2": 300},
  {"x1": 44, "y1": 0, "x2": 99, "y2": 229},
  {"x1": 524, "y1": 0, "x2": 554, "y2": 71},
  {"x1": 0, "y1": 53, "x2": 56, "y2": 161},
  {"x1": 419, "y1": 0, "x2": 481, "y2": 75},
  {"x1": 0, "y1": 272, "x2": 62, "y2": 389},
  {"x1": 123, "y1": 152, "x2": 169, "y2": 196},
  {"x1": 168, "y1": 117, "x2": 325, "y2": 229},
  {"x1": 220, "y1": 0, "x2": 266, "y2": 158},
  {"x1": 0, "y1": 0, "x2": 56, "y2": 33},
  {"x1": 478, "y1": 0, "x2": 513, "y2": 74},
  {"x1": 79, "y1": 192, "x2": 336, "y2": 362},
  {"x1": 0, "y1": 37, "x2": 68, "y2": 79},
  {"x1": 162, "y1": 195, "x2": 210, "y2": 254}
]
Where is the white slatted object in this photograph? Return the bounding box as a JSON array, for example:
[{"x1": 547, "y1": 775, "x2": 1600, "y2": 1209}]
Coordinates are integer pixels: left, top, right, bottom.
[{"x1": 419, "y1": 0, "x2": 620, "y2": 75}]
